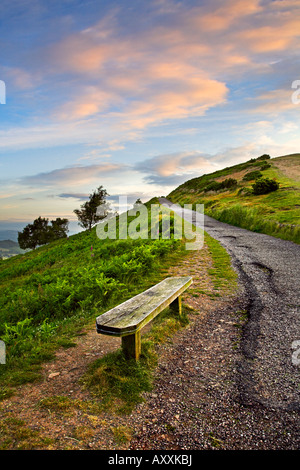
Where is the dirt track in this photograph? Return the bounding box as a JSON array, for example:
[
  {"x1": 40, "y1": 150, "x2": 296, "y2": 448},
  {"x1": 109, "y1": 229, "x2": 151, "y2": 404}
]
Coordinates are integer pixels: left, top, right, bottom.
[{"x1": 160, "y1": 198, "x2": 300, "y2": 413}]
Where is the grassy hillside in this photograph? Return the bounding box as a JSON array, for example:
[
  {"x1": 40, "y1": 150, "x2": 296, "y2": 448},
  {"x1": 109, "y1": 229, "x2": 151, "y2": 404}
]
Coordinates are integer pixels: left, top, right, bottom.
[
  {"x1": 0, "y1": 204, "x2": 190, "y2": 394},
  {"x1": 0, "y1": 197, "x2": 238, "y2": 406},
  {"x1": 168, "y1": 153, "x2": 300, "y2": 244}
]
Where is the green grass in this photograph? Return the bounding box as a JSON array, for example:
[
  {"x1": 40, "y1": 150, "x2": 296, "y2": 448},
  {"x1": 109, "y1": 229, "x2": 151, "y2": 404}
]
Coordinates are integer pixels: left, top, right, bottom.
[
  {"x1": 80, "y1": 232, "x2": 237, "y2": 414},
  {"x1": 205, "y1": 233, "x2": 238, "y2": 292},
  {"x1": 0, "y1": 206, "x2": 188, "y2": 397},
  {"x1": 34, "y1": 305, "x2": 190, "y2": 418},
  {"x1": 0, "y1": 197, "x2": 240, "y2": 445},
  {"x1": 0, "y1": 417, "x2": 54, "y2": 450},
  {"x1": 81, "y1": 305, "x2": 189, "y2": 414},
  {"x1": 0, "y1": 192, "x2": 239, "y2": 416},
  {"x1": 168, "y1": 154, "x2": 300, "y2": 244},
  {"x1": 206, "y1": 203, "x2": 300, "y2": 243}
]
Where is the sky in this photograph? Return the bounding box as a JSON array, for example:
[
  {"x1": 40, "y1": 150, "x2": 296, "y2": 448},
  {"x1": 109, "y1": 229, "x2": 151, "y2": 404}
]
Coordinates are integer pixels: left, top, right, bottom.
[{"x1": 0, "y1": 0, "x2": 300, "y2": 234}]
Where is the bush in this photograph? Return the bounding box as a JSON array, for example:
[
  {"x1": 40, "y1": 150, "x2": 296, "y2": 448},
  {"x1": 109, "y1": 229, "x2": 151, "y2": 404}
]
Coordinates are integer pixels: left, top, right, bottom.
[
  {"x1": 204, "y1": 181, "x2": 222, "y2": 192},
  {"x1": 223, "y1": 178, "x2": 238, "y2": 189},
  {"x1": 204, "y1": 178, "x2": 237, "y2": 192},
  {"x1": 243, "y1": 170, "x2": 262, "y2": 181},
  {"x1": 260, "y1": 162, "x2": 271, "y2": 170},
  {"x1": 252, "y1": 177, "x2": 279, "y2": 195},
  {"x1": 256, "y1": 154, "x2": 271, "y2": 161}
]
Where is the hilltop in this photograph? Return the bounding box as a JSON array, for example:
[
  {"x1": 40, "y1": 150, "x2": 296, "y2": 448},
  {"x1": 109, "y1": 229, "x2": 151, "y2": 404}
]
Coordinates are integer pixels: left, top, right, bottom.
[{"x1": 167, "y1": 153, "x2": 300, "y2": 244}]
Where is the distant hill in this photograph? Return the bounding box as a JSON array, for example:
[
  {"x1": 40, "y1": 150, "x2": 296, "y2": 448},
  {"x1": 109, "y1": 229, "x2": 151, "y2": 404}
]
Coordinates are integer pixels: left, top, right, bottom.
[
  {"x1": 0, "y1": 240, "x2": 19, "y2": 249},
  {"x1": 167, "y1": 153, "x2": 300, "y2": 244},
  {"x1": 0, "y1": 230, "x2": 19, "y2": 242},
  {"x1": 0, "y1": 239, "x2": 26, "y2": 259}
]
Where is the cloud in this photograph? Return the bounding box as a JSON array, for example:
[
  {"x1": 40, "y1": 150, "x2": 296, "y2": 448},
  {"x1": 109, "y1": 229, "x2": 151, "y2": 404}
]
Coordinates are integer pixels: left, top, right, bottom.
[
  {"x1": 58, "y1": 193, "x2": 89, "y2": 200},
  {"x1": 229, "y1": 1, "x2": 300, "y2": 55},
  {"x1": 134, "y1": 143, "x2": 277, "y2": 186},
  {"x1": 2, "y1": 0, "x2": 300, "y2": 187},
  {"x1": 0, "y1": 66, "x2": 37, "y2": 90},
  {"x1": 250, "y1": 89, "x2": 297, "y2": 115},
  {"x1": 2, "y1": 0, "x2": 300, "y2": 153},
  {"x1": 48, "y1": 3, "x2": 235, "y2": 126},
  {"x1": 55, "y1": 88, "x2": 118, "y2": 120},
  {"x1": 209, "y1": 143, "x2": 258, "y2": 165},
  {"x1": 135, "y1": 151, "x2": 219, "y2": 184},
  {"x1": 46, "y1": 0, "x2": 299, "y2": 130},
  {"x1": 20, "y1": 163, "x2": 126, "y2": 187},
  {"x1": 184, "y1": 0, "x2": 262, "y2": 33}
]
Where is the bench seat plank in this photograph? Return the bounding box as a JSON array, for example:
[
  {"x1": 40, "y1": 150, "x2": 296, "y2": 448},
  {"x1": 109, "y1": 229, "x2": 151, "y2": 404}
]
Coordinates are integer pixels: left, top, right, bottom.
[{"x1": 96, "y1": 276, "x2": 192, "y2": 337}]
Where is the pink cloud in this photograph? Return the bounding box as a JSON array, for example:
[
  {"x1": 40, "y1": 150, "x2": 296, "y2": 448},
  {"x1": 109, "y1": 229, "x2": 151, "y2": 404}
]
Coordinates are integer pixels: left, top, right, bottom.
[
  {"x1": 21, "y1": 163, "x2": 126, "y2": 187},
  {"x1": 56, "y1": 88, "x2": 118, "y2": 120},
  {"x1": 250, "y1": 89, "x2": 297, "y2": 115},
  {"x1": 44, "y1": 0, "x2": 300, "y2": 130},
  {"x1": 185, "y1": 0, "x2": 262, "y2": 32},
  {"x1": 136, "y1": 151, "x2": 218, "y2": 179}
]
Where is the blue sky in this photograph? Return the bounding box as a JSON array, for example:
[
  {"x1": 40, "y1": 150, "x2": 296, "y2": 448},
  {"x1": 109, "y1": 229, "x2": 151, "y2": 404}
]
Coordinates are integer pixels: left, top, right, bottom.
[{"x1": 1, "y1": 0, "x2": 300, "y2": 233}]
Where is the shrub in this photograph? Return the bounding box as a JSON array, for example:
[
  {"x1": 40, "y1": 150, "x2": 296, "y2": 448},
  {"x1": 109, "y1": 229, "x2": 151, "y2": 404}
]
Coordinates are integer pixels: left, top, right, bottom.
[
  {"x1": 252, "y1": 177, "x2": 279, "y2": 195},
  {"x1": 243, "y1": 170, "x2": 262, "y2": 181},
  {"x1": 222, "y1": 178, "x2": 238, "y2": 189},
  {"x1": 256, "y1": 154, "x2": 271, "y2": 160},
  {"x1": 204, "y1": 181, "x2": 222, "y2": 192},
  {"x1": 204, "y1": 178, "x2": 237, "y2": 192},
  {"x1": 260, "y1": 162, "x2": 271, "y2": 170}
]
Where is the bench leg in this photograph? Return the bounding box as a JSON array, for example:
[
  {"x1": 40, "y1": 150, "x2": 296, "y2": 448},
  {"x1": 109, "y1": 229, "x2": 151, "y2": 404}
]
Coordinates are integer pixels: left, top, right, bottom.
[
  {"x1": 122, "y1": 331, "x2": 141, "y2": 361},
  {"x1": 170, "y1": 294, "x2": 182, "y2": 317}
]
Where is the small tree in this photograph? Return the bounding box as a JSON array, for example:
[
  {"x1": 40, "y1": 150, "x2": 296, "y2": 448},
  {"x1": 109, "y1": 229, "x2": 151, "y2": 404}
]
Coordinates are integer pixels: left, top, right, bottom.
[
  {"x1": 18, "y1": 217, "x2": 49, "y2": 250},
  {"x1": 18, "y1": 216, "x2": 69, "y2": 250},
  {"x1": 74, "y1": 186, "x2": 110, "y2": 231},
  {"x1": 49, "y1": 218, "x2": 69, "y2": 241},
  {"x1": 18, "y1": 225, "x2": 33, "y2": 250}
]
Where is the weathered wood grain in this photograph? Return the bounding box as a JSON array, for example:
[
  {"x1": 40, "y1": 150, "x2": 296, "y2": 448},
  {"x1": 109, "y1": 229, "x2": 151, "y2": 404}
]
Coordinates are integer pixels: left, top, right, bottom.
[
  {"x1": 96, "y1": 276, "x2": 192, "y2": 360},
  {"x1": 96, "y1": 276, "x2": 192, "y2": 336}
]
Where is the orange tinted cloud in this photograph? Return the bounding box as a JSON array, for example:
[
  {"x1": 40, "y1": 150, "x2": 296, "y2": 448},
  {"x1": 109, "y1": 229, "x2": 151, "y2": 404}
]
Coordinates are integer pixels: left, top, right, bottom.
[
  {"x1": 251, "y1": 89, "x2": 296, "y2": 115},
  {"x1": 238, "y1": 23, "x2": 300, "y2": 53},
  {"x1": 49, "y1": 0, "x2": 299, "y2": 129},
  {"x1": 135, "y1": 151, "x2": 217, "y2": 180},
  {"x1": 21, "y1": 163, "x2": 125, "y2": 187},
  {"x1": 119, "y1": 75, "x2": 228, "y2": 131},
  {"x1": 187, "y1": 0, "x2": 262, "y2": 32},
  {"x1": 55, "y1": 88, "x2": 119, "y2": 120}
]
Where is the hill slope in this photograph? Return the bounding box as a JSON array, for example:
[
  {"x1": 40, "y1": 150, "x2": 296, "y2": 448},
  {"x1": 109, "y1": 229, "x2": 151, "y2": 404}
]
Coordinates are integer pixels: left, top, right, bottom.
[
  {"x1": 0, "y1": 206, "x2": 191, "y2": 392},
  {"x1": 168, "y1": 153, "x2": 300, "y2": 244},
  {"x1": 0, "y1": 239, "x2": 26, "y2": 259}
]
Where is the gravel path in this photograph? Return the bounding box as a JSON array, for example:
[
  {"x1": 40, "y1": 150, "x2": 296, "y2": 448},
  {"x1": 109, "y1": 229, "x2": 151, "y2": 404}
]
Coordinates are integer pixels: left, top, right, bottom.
[
  {"x1": 202, "y1": 215, "x2": 300, "y2": 413},
  {"x1": 159, "y1": 198, "x2": 300, "y2": 413},
  {"x1": 127, "y1": 200, "x2": 300, "y2": 450}
]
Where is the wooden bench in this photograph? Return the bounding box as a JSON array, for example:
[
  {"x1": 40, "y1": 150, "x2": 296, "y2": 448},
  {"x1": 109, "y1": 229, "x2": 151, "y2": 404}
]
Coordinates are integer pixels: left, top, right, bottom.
[{"x1": 96, "y1": 276, "x2": 192, "y2": 360}]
